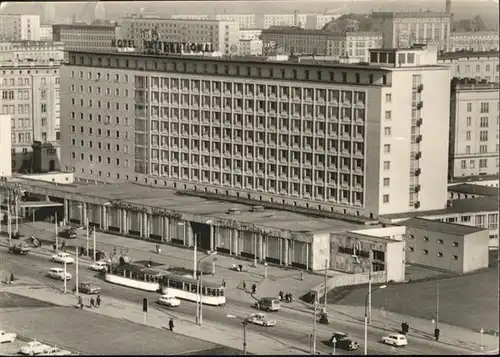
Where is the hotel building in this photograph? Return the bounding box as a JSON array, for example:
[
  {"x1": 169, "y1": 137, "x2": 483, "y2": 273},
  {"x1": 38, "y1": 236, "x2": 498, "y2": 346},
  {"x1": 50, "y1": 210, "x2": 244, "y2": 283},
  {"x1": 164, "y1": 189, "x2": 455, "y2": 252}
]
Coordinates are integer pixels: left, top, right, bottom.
[
  {"x1": 260, "y1": 28, "x2": 382, "y2": 62},
  {"x1": 438, "y1": 51, "x2": 499, "y2": 83},
  {"x1": 60, "y1": 44, "x2": 450, "y2": 219},
  {"x1": 0, "y1": 14, "x2": 41, "y2": 41},
  {"x1": 372, "y1": 11, "x2": 451, "y2": 52},
  {"x1": 449, "y1": 79, "x2": 499, "y2": 180},
  {"x1": 117, "y1": 17, "x2": 240, "y2": 55},
  {"x1": 450, "y1": 31, "x2": 499, "y2": 52},
  {"x1": 0, "y1": 41, "x2": 63, "y2": 172},
  {"x1": 52, "y1": 23, "x2": 119, "y2": 52}
]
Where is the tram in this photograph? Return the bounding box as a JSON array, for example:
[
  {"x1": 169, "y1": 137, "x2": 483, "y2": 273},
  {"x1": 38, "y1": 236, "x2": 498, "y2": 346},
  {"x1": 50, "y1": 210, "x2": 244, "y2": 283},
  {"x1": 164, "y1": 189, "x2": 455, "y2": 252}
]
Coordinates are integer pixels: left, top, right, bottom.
[{"x1": 105, "y1": 263, "x2": 226, "y2": 306}]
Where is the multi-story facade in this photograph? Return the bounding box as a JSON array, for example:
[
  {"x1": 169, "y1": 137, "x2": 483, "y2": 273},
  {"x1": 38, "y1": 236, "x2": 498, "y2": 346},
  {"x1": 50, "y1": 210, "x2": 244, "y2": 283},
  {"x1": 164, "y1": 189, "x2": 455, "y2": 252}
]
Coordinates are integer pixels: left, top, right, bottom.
[
  {"x1": 215, "y1": 14, "x2": 256, "y2": 29},
  {"x1": 373, "y1": 11, "x2": 451, "y2": 52},
  {"x1": 261, "y1": 27, "x2": 382, "y2": 62},
  {"x1": 238, "y1": 39, "x2": 263, "y2": 56},
  {"x1": 449, "y1": 80, "x2": 499, "y2": 180},
  {"x1": 118, "y1": 17, "x2": 240, "y2": 55},
  {"x1": 0, "y1": 114, "x2": 12, "y2": 177},
  {"x1": 0, "y1": 14, "x2": 40, "y2": 41},
  {"x1": 438, "y1": 51, "x2": 499, "y2": 83},
  {"x1": 60, "y1": 44, "x2": 450, "y2": 218},
  {"x1": 450, "y1": 31, "x2": 499, "y2": 52},
  {"x1": 52, "y1": 23, "x2": 118, "y2": 52},
  {"x1": 239, "y1": 29, "x2": 262, "y2": 41},
  {"x1": 0, "y1": 42, "x2": 62, "y2": 173},
  {"x1": 39, "y1": 25, "x2": 53, "y2": 41}
]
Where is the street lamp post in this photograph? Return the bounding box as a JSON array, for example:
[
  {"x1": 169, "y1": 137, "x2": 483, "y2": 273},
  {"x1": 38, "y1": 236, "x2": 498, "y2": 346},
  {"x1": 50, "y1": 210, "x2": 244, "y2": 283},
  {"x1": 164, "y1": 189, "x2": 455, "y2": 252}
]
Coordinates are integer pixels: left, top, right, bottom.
[
  {"x1": 364, "y1": 285, "x2": 387, "y2": 355},
  {"x1": 75, "y1": 246, "x2": 79, "y2": 295},
  {"x1": 227, "y1": 314, "x2": 248, "y2": 355},
  {"x1": 196, "y1": 251, "x2": 218, "y2": 325},
  {"x1": 193, "y1": 220, "x2": 212, "y2": 280}
]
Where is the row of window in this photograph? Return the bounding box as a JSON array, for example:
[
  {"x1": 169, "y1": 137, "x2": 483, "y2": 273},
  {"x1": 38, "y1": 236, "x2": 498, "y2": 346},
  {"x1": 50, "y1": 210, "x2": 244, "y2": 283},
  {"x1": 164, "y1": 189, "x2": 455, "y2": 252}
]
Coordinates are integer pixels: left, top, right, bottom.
[
  {"x1": 459, "y1": 158, "x2": 498, "y2": 169},
  {"x1": 456, "y1": 63, "x2": 499, "y2": 73},
  {"x1": 70, "y1": 98, "x2": 130, "y2": 111},
  {"x1": 71, "y1": 84, "x2": 130, "y2": 97},
  {"x1": 70, "y1": 125, "x2": 130, "y2": 140},
  {"x1": 466, "y1": 102, "x2": 494, "y2": 113},
  {"x1": 407, "y1": 247, "x2": 459, "y2": 260},
  {"x1": 408, "y1": 235, "x2": 460, "y2": 247},
  {"x1": 71, "y1": 70, "x2": 129, "y2": 83},
  {"x1": 70, "y1": 139, "x2": 130, "y2": 153},
  {"x1": 464, "y1": 115, "x2": 500, "y2": 127}
]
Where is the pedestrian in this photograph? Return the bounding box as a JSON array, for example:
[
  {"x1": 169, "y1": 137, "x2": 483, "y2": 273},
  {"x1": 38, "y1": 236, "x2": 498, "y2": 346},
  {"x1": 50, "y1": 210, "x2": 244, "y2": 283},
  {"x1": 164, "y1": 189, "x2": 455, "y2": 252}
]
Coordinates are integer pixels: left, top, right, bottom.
[
  {"x1": 52, "y1": 243, "x2": 56, "y2": 252},
  {"x1": 242, "y1": 281, "x2": 247, "y2": 292},
  {"x1": 96, "y1": 295, "x2": 101, "y2": 307},
  {"x1": 300, "y1": 271, "x2": 304, "y2": 281},
  {"x1": 251, "y1": 283, "x2": 256, "y2": 294},
  {"x1": 9, "y1": 272, "x2": 15, "y2": 283},
  {"x1": 90, "y1": 296, "x2": 95, "y2": 307},
  {"x1": 279, "y1": 290, "x2": 284, "y2": 301},
  {"x1": 222, "y1": 279, "x2": 226, "y2": 288},
  {"x1": 169, "y1": 318, "x2": 174, "y2": 332},
  {"x1": 78, "y1": 295, "x2": 83, "y2": 309},
  {"x1": 434, "y1": 328, "x2": 440, "y2": 341}
]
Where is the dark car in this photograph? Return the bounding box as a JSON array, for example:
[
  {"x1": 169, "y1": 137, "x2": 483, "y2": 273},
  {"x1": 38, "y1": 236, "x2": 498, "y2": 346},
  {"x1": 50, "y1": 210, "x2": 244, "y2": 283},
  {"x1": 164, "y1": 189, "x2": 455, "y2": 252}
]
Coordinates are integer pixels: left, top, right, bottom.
[
  {"x1": 330, "y1": 332, "x2": 360, "y2": 351},
  {"x1": 8, "y1": 243, "x2": 30, "y2": 255},
  {"x1": 73, "y1": 282, "x2": 100, "y2": 294},
  {"x1": 59, "y1": 228, "x2": 77, "y2": 239}
]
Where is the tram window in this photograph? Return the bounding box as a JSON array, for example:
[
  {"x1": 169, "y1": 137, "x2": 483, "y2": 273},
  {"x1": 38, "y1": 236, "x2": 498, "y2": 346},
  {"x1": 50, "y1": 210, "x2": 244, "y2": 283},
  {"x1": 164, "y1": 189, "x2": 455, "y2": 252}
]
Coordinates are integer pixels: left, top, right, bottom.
[
  {"x1": 219, "y1": 288, "x2": 225, "y2": 297},
  {"x1": 183, "y1": 283, "x2": 190, "y2": 291},
  {"x1": 205, "y1": 288, "x2": 211, "y2": 296},
  {"x1": 191, "y1": 284, "x2": 197, "y2": 293}
]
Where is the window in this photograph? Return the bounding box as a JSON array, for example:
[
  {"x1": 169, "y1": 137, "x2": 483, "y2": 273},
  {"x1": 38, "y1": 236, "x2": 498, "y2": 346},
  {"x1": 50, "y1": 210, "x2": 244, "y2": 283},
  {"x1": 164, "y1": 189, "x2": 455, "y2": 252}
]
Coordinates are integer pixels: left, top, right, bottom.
[
  {"x1": 383, "y1": 177, "x2": 390, "y2": 187},
  {"x1": 452, "y1": 255, "x2": 458, "y2": 260},
  {"x1": 384, "y1": 144, "x2": 391, "y2": 153},
  {"x1": 384, "y1": 127, "x2": 391, "y2": 136},
  {"x1": 408, "y1": 234, "x2": 414, "y2": 240},
  {"x1": 461, "y1": 160, "x2": 466, "y2": 169},
  {"x1": 479, "y1": 131, "x2": 488, "y2": 141},
  {"x1": 423, "y1": 236, "x2": 429, "y2": 242},
  {"x1": 408, "y1": 247, "x2": 415, "y2": 252},
  {"x1": 384, "y1": 111, "x2": 391, "y2": 120},
  {"x1": 470, "y1": 159, "x2": 475, "y2": 168},
  {"x1": 452, "y1": 241, "x2": 459, "y2": 247},
  {"x1": 385, "y1": 93, "x2": 392, "y2": 103},
  {"x1": 437, "y1": 239, "x2": 443, "y2": 245},
  {"x1": 480, "y1": 102, "x2": 489, "y2": 113},
  {"x1": 466, "y1": 131, "x2": 471, "y2": 140},
  {"x1": 466, "y1": 145, "x2": 471, "y2": 154},
  {"x1": 467, "y1": 103, "x2": 472, "y2": 112},
  {"x1": 479, "y1": 159, "x2": 487, "y2": 168},
  {"x1": 422, "y1": 249, "x2": 429, "y2": 255},
  {"x1": 480, "y1": 117, "x2": 489, "y2": 127},
  {"x1": 383, "y1": 194, "x2": 389, "y2": 203},
  {"x1": 437, "y1": 252, "x2": 443, "y2": 258},
  {"x1": 479, "y1": 145, "x2": 487, "y2": 153},
  {"x1": 383, "y1": 161, "x2": 390, "y2": 170}
]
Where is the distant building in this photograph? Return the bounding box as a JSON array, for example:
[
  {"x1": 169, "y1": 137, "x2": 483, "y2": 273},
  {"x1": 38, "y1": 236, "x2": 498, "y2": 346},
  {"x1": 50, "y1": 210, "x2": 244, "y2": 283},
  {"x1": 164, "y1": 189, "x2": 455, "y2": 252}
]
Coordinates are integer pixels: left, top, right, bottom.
[
  {"x1": 0, "y1": 114, "x2": 12, "y2": 178},
  {"x1": 450, "y1": 31, "x2": 499, "y2": 52},
  {"x1": 0, "y1": 14, "x2": 41, "y2": 41},
  {"x1": 94, "y1": 2, "x2": 106, "y2": 23},
  {"x1": 401, "y1": 218, "x2": 489, "y2": 274},
  {"x1": 238, "y1": 39, "x2": 263, "y2": 56},
  {"x1": 372, "y1": 11, "x2": 451, "y2": 52},
  {"x1": 118, "y1": 17, "x2": 240, "y2": 55},
  {"x1": 449, "y1": 79, "x2": 499, "y2": 180},
  {"x1": 42, "y1": 2, "x2": 56, "y2": 25},
  {"x1": 52, "y1": 23, "x2": 118, "y2": 52},
  {"x1": 239, "y1": 29, "x2": 262, "y2": 41},
  {"x1": 39, "y1": 25, "x2": 53, "y2": 41},
  {"x1": 0, "y1": 41, "x2": 62, "y2": 173},
  {"x1": 216, "y1": 14, "x2": 257, "y2": 29},
  {"x1": 438, "y1": 51, "x2": 499, "y2": 83}
]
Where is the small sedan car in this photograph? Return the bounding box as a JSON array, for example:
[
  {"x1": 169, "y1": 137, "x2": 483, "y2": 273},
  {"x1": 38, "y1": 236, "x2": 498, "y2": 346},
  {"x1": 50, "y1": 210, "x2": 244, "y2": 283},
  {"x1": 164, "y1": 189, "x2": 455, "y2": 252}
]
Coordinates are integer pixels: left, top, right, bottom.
[
  {"x1": 330, "y1": 332, "x2": 359, "y2": 351},
  {"x1": 157, "y1": 295, "x2": 181, "y2": 307},
  {"x1": 381, "y1": 333, "x2": 408, "y2": 347},
  {"x1": 51, "y1": 252, "x2": 75, "y2": 264},
  {"x1": 59, "y1": 228, "x2": 77, "y2": 239},
  {"x1": 89, "y1": 261, "x2": 108, "y2": 272},
  {"x1": 73, "y1": 282, "x2": 100, "y2": 294},
  {"x1": 246, "y1": 313, "x2": 277, "y2": 327},
  {"x1": 47, "y1": 268, "x2": 72, "y2": 281},
  {"x1": 43, "y1": 347, "x2": 72, "y2": 356},
  {"x1": 0, "y1": 330, "x2": 17, "y2": 343},
  {"x1": 8, "y1": 243, "x2": 30, "y2": 255},
  {"x1": 20, "y1": 341, "x2": 50, "y2": 355}
]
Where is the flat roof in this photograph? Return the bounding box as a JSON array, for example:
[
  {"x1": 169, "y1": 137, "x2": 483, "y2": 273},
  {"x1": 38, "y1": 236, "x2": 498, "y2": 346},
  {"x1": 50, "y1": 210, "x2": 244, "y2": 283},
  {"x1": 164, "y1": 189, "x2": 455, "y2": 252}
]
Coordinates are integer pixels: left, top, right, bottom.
[
  {"x1": 400, "y1": 217, "x2": 485, "y2": 235},
  {"x1": 450, "y1": 173, "x2": 499, "y2": 184},
  {"x1": 340, "y1": 231, "x2": 398, "y2": 244},
  {"x1": 448, "y1": 183, "x2": 499, "y2": 197},
  {"x1": 438, "y1": 50, "x2": 499, "y2": 60},
  {"x1": 6, "y1": 179, "x2": 365, "y2": 234},
  {"x1": 381, "y1": 197, "x2": 499, "y2": 219}
]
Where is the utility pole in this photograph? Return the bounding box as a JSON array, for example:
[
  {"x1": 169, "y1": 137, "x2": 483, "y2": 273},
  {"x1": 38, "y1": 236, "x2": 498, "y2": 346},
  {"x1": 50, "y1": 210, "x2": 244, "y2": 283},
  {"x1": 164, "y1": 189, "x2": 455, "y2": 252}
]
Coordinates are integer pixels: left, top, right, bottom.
[
  {"x1": 323, "y1": 259, "x2": 328, "y2": 309},
  {"x1": 75, "y1": 247, "x2": 79, "y2": 295},
  {"x1": 312, "y1": 293, "x2": 318, "y2": 355},
  {"x1": 15, "y1": 195, "x2": 19, "y2": 233},
  {"x1": 193, "y1": 233, "x2": 197, "y2": 279},
  {"x1": 93, "y1": 229, "x2": 96, "y2": 261},
  {"x1": 368, "y1": 261, "x2": 372, "y2": 323},
  {"x1": 436, "y1": 280, "x2": 440, "y2": 329},
  {"x1": 253, "y1": 233, "x2": 257, "y2": 267},
  {"x1": 7, "y1": 200, "x2": 12, "y2": 246},
  {"x1": 63, "y1": 260, "x2": 67, "y2": 294},
  {"x1": 242, "y1": 321, "x2": 247, "y2": 355},
  {"x1": 55, "y1": 212, "x2": 58, "y2": 250},
  {"x1": 86, "y1": 219, "x2": 90, "y2": 257}
]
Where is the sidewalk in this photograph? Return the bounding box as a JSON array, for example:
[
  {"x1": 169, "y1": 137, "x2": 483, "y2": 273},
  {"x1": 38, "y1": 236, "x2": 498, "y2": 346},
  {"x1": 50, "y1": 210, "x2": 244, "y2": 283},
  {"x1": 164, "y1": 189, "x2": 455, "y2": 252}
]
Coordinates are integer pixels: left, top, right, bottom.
[
  {"x1": 14, "y1": 221, "x2": 324, "y2": 301},
  {"x1": 0, "y1": 282, "x2": 307, "y2": 355}
]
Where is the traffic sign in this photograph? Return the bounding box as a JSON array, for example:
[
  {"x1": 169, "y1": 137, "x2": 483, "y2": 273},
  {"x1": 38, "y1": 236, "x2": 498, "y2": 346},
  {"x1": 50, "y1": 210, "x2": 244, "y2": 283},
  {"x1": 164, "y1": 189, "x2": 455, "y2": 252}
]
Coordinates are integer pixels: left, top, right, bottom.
[{"x1": 143, "y1": 297, "x2": 148, "y2": 313}]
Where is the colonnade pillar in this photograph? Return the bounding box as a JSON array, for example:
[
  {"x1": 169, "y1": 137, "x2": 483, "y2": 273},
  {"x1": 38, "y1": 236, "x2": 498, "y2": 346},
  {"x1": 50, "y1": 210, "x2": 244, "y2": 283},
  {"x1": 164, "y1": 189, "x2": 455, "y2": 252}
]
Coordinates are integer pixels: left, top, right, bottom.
[
  {"x1": 162, "y1": 217, "x2": 169, "y2": 242},
  {"x1": 63, "y1": 199, "x2": 68, "y2": 224},
  {"x1": 231, "y1": 229, "x2": 238, "y2": 255}
]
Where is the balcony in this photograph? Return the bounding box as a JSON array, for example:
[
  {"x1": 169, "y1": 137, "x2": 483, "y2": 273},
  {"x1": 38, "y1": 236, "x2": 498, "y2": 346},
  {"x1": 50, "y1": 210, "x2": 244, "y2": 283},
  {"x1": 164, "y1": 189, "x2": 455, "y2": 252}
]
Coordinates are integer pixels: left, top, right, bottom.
[
  {"x1": 414, "y1": 168, "x2": 421, "y2": 176},
  {"x1": 416, "y1": 135, "x2": 422, "y2": 143},
  {"x1": 415, "y1": 151, "x2": 422, "y2": 160},
  {"x1": 416, "y1": 101, "x2": 423, "y2": 110},
  {"x1": 417, "y1": 84, "x2": 424, "y2": 92},
  {"x1": 246, "y1": 92, "x2": 254, "y2": 98},
  {"x1": 416, "y1": 118, "x2": 423, "y2": 126},
  {"x1": 414, "y1": 184, "x2": 421, "y2": 193},
  {"x1": 414, "y1": 201, "x2": 421, "y2": 209}
]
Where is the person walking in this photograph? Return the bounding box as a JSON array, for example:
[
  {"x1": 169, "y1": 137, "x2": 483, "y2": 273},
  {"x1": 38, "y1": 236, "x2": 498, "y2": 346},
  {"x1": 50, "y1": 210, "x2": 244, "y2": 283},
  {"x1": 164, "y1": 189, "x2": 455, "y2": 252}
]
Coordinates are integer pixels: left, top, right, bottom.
[
  {"x1": 90, "y1": 296, "x2": 95, "y2": 308},
  {"x1": 169, "y1": 318, "x2": 174, "y2": 332},
  {"x1": 242, "y1": 281, "x2": 247, "y2": 292},
  {"x1": 222, "y1": 278, "x2": 226, "y2": 288},
  {"x1": 78, "y1": 295, "x2": 83, "y2": 310},
  {"x1": 434, "y1": 328, "x2": 440, "y2": 341},
  {"x1": 251, "y1": 283, "x2": 257, "y2": 294},
  {"x1": 96, "y1": 295, "x2": 101, "y2": 307}
]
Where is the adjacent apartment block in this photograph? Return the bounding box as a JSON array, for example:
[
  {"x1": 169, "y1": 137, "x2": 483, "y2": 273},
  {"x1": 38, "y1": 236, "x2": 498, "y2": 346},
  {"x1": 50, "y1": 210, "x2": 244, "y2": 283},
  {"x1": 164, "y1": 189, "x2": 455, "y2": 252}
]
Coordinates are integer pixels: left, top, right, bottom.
[
  {"x1": 450, "y1": 31, "x2": 499, "y2": 52},
  {"x1": 260, "y1": 27, "x2": 382, "y2": 62},
  {"x1": 0, "y1": 14, "x2": 40, "y2": 41},
  {"x1": 60, "y1": 44, "x2": 450, "y2": 219},
  {"x1": 449, "y1": 79, "x2": 499, "y2": 180},
  {"x1": 0, "y1": 114, "x2": 12, "y2": 177},
  {"x1": 52, "y1": 23, "x2": 118, "y2": 52},
  {"x1": 0, "y1": 42, "x2": 62, "y2": 173},
  {"x1": 402, "y1": 218, "x2": 489, "y2": 273},
  {"x1": 118, "y1": 17, "x2": 240, "y2": 55},
  {"x1": 238, "y1": 39, "x2": 263, "y2": 56},
  {"x1": 438, "y1": 51, "x2": 499, "y2": 83},
  {"x1": 372, "y1": 11, "x2": 451, "y2": 52}
]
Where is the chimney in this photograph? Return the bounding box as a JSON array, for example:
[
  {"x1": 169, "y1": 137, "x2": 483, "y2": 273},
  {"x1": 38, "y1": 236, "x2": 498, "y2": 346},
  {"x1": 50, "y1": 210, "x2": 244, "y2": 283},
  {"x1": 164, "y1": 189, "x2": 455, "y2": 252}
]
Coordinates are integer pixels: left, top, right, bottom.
[{"x1": 445, "y1": 0, "x2": 451, "y2": 14}]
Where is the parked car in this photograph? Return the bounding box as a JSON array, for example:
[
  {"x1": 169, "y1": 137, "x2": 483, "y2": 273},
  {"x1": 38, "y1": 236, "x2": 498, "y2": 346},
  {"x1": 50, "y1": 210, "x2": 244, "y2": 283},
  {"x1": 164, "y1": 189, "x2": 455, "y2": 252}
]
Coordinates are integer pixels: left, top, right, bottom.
[
  {"x1": 381, "y1": 333, "x2": 408, "y2": 347},
  {"x1": 59, "y1": 228, "x2": 77, "y2": 239},
  {"x1": 51, "y1": 252, "x2": 75, "y2": 264},
  {"x1": 246, "y1": 313, "x2": 277, "y2": 327},
  {"x1": 157, "y1": 295, "x2": 181, "y2": 307},
  {"x1": 329, "y1": 332, "x2": 359, "y2": 351},
  {"x1": 254, "y1": 297, "x2": 281, "y2": 312},
  {"x1": 0, "y1": 330, "x2": 17, "y2": 343},
  {"x1": 47, "y1": 268, "x2": 72, "y2": 281},
  {"x1": 20, "y1": 341, "x2": 50, "y2": 355},
  {"x1": 89, "y1": 261, "x2": 108, "y2": 272},
  {"x1": 8, "y1": 243, "x2": 30, "y2": 255},
  {"x1": 73, "y1": 282, "x2": 100, "y2": 294},
  {"x1": 43, "y1": 347, "x2": 72, "y2": 356}
]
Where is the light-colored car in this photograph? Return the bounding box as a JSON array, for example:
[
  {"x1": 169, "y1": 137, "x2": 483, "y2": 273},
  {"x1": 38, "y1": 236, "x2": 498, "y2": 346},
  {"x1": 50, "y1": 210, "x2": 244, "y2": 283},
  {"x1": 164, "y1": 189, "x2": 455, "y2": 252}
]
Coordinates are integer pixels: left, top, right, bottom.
[
  {"x1": 47, "y1": 268, "x2": 72, "y2": 281},
  {"x1": 89, "y1": 261, "x2": 108, "y2": 272},
  {"x1": 246, "y1": 313, "x2": 277, "y2": 327},
  {"x1": 381, "y1": 333, "x2": 408, "y2": 347},
  {"x1": 157, "y1": 295, "x2": 181, "y2": 307},
  {"x1": 20, "y1": 341, "x2": 50, "y2": 355},
  {"x1": 43, "y1": 347, "x2": 72, "y2": 356},
  {"x1": 51, "y1": 252, "x2": 75, "y2": 264},
  {"x1": 0, "y1": 330, "x2": 17, "y2": 343}
]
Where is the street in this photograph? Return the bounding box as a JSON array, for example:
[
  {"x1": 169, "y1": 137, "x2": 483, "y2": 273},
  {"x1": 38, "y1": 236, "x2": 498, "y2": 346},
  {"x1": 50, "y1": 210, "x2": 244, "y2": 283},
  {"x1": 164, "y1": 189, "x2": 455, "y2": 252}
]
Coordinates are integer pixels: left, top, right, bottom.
[{"x1": 0, "y1": 248, "x2": 475, "y2": 356}]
